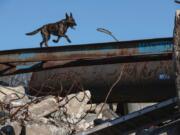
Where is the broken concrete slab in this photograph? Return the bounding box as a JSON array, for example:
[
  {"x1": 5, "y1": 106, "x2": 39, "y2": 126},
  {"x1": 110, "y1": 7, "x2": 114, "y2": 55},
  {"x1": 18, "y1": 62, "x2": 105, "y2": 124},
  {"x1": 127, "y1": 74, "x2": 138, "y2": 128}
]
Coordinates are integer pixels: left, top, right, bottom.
[
  {"x1": 0, "y1": 86, "x2": 25, "y2": 102},
  {"x1": 3, "y1": 94, "x2": 20, "y2": 105},
  {"x1": 26, "y1": 123, "x2": 71, "y2": 135},
  {"x1": 85, "y1": 104, "x2": 97, "y2": 112},
  {"x1": 10, "y1": 121, "x2": 22, "y2": 135},
  {"x1": 61, "y1": 90, "x2": 91, "y2": 119},
  {"x1": 75, "y1": 113, "x2": 97, "y2": 132},
  {"x1": 0, "y1": 87, "x2": 118, "y2": 134},
  {"x1": 28, "y1": 96, "x2": 59, "y2": 117},
  {"x1": 10, "y1": 98, "x2": 30, "y2": 108}
]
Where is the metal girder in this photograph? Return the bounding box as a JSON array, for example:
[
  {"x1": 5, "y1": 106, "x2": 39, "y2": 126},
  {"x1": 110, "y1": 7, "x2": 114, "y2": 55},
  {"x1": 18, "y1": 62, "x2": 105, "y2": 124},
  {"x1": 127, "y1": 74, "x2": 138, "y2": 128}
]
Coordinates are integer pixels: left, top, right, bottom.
[
  {"x1": 0, "y1": 37, "x2": 173, "y2": 63},
  {"x1": 76, "y1": 98, "x2": 179, "y2": 135},
  {"x1": 0, "y1": 37, "x2": 173, "y2": 76}
]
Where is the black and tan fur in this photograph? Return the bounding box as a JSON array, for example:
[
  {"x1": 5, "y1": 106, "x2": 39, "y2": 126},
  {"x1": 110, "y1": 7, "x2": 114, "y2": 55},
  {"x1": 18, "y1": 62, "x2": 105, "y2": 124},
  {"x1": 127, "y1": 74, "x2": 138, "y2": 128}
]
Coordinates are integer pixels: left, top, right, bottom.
[{"x1": 26, "y1": 13, "x2": 77, "y2": 47}]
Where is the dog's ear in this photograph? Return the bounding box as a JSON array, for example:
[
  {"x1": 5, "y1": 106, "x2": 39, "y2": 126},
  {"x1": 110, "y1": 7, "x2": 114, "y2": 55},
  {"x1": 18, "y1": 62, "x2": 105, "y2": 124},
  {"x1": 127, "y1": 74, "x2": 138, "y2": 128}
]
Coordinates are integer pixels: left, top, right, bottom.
[
  {"x1": 65, "y1": 13, "x2": 69, "y2": 19},
  {"x1": 70, "y1": 12, "x2": 73, "y2": 17}
]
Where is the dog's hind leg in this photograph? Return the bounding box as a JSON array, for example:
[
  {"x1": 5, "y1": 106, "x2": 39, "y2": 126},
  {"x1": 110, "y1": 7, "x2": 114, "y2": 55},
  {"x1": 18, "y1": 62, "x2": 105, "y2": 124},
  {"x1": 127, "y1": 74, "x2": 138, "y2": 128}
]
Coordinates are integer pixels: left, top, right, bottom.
[
  {"x1": 40, "y1": 41, "x2": 44, "y2": 48},
  {"x1": 40, "y1": 31, "x2": 45, "y2": 48},
  {"x1": 40, "y1": 35, "x2": 50, "y2": 47},
  {"x1": 41, "y1": 32, "x2": 50, "y2": 47},
  {"x1": 53, "y1": 36, "x2": 61, "y2": 43},
  {"x1": 44, "y1": 35, "x2": 50, "y2": 47},
  {"x1": 40, "y1": 28, "x2": 50, "y2": 47}
]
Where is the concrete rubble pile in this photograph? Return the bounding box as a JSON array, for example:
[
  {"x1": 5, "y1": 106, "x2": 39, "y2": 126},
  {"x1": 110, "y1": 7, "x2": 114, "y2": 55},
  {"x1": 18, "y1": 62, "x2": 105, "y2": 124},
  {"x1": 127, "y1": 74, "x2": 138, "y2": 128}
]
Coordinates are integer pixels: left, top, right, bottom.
[{"x1": 0, "y1": 85, "x2": 118, "y2": 135}]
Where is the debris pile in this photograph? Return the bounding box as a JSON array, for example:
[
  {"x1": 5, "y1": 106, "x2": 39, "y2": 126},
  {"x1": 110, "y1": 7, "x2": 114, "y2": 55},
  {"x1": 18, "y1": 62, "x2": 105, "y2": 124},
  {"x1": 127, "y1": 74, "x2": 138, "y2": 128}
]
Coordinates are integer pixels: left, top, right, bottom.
[{"x1": 0, "y1": 85, "x2": 118, "y2": 135}]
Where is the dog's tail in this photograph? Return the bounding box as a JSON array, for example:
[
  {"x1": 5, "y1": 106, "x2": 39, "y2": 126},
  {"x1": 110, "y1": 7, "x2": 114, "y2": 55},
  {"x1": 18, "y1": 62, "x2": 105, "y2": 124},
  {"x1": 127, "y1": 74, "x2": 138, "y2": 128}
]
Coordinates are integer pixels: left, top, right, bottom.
[{"x1": 26, "y1": 27, "x2": 42, "y2": 36}]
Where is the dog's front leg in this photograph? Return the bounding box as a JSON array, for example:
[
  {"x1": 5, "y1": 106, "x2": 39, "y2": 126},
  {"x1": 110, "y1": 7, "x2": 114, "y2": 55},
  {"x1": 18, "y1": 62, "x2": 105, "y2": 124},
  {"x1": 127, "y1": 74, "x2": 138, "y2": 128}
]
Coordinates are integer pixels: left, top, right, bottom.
[
  {"x1": 64, "y1": 35, "x2": 71, "y2": 43},
  {"x1": 53, "y1": 36, "x2": 61, "y2": 43}
]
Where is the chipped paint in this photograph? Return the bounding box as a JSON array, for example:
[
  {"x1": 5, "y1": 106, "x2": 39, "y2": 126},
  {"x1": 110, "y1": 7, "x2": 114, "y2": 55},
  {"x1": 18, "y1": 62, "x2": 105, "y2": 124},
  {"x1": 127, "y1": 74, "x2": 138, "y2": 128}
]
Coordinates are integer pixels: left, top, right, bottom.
[
  {"x1": 18, "y1": 53, "x2": 35, "y2": 60},
  {"x1": 16, "y1": 62, "x2": 42, "y2": 70},
  {"x1": 159, "y1": 73, "x2": 170, "y2": 80},
  {"x1": 16, "y1": 65, "x2": 32, "y2": 70},
  {"x1": 138, "y1": 41, "x2": 173, "y2": 54}
]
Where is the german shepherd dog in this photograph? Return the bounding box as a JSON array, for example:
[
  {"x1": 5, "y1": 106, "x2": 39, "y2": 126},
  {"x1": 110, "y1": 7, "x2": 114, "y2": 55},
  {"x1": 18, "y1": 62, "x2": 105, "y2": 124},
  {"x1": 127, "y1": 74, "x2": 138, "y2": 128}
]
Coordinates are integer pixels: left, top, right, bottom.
[{"x1": 26, "y1": 13, "x2": 77, "y2": 47}]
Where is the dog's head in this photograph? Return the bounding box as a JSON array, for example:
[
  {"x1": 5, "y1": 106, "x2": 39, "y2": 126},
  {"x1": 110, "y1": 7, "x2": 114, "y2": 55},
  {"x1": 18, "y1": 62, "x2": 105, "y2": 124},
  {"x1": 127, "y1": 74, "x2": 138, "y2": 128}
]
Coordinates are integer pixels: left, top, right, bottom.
[{"x1": 65, "y1": 13, "x2": 77, "y2": 29}]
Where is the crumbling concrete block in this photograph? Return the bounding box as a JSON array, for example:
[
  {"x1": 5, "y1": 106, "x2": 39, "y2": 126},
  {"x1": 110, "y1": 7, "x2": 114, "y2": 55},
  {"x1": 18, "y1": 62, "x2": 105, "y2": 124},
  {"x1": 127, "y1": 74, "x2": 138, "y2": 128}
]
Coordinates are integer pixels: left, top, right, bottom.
[
  {"x1": 85, "y1": 104, "x2": 97, "y2": 112},
  {"x1": 26, "y1": 123, "x2": 71, "y2": 135},
  {"x1": 0, "y1": 86, "x2": 25, "y2": 102},
  {"x1": 10, "y1": 121, "x2": 22, "y2": 135},
  {"x1": 28, "y1": 96, "x2": 59, "y2": 117},
  {"x1": 75, "y1": 113, "x2": 97, "y2": 132},
  {"x1": 3, "y1": 94, "x2": 29, "y2": 109},
  {"x1": 10, "y1": 98, "x2": 29, "y2": 107},
  {"x1": 94, "y1": 103, "x2": 110, "y2": 114},
  {"x1": 61, "y1": 90, "x2": 91, "y2": 119},
  {"x1": 85, "y1": 103, "x2": 118, "y2": 119},
  {"x1": 3, "y1": 94, "x2": 20, "y2": 105}
]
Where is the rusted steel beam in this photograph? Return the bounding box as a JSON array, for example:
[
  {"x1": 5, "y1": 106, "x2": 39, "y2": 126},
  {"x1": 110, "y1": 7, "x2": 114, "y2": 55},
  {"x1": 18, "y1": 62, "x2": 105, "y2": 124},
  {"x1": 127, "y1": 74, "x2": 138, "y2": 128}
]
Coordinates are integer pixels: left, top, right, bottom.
[
  {"x1": 29, "y1": 59, "x2": 176, "y2": 102},
  {"x1": 0, "y1": 37, "x2": 173, "y2": 63},
  {"x1": 0, "y1": 37, "x2": 173, "y2": 76},
  {"x1": 0, "y1": 53, "x2": 172, "y2": 76},
  {"x1": 76, "y1": 98, "x2": 178, "y2": 135},
  {"x1": 174, "y1": 10, "x2": 180, "y2": 105}
]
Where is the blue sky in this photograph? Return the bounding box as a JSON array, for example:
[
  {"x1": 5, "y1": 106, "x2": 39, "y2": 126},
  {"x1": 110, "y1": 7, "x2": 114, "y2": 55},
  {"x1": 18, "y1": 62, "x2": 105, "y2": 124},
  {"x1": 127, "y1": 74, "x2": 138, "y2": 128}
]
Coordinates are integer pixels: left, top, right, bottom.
[{"x1": 0, "y1": 0, "x2": 179, "y2": 50}]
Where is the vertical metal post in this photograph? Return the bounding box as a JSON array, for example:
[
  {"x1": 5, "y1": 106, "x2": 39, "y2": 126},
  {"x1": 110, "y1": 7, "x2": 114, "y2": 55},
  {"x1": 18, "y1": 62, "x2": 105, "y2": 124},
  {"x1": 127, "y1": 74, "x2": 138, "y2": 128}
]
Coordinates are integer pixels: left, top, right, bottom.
[{"x1": 174, "y1": 10, "x2": 180, "y2": 105}]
